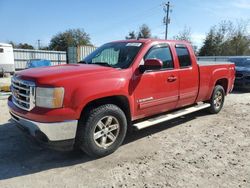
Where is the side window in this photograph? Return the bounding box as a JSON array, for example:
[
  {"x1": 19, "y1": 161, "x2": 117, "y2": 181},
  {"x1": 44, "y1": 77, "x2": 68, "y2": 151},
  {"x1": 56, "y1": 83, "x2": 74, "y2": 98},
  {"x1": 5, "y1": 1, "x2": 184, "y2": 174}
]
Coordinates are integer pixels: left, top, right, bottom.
[
  {"x1": 144, "y1": 46, "x2": 174, "y2": 69},
  {"x1": 0, "y1": 48, "x2": 3, "y2": 53},
  {"x1": 175, "y1": 46, "x2": 192, "y2": 68}
]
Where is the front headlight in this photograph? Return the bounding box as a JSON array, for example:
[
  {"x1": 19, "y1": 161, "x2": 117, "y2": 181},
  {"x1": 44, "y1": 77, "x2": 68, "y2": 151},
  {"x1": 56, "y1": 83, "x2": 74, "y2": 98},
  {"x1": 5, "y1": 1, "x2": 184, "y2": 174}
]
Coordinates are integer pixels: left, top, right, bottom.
[{"x1": 36, "y1": 87, "x2": 64, "y2": 108}]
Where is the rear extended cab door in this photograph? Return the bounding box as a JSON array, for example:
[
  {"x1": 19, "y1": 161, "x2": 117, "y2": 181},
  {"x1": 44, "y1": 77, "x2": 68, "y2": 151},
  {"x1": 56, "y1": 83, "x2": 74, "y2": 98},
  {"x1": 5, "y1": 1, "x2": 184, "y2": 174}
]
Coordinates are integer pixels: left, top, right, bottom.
[
  {"x1": 171, "y1": 43, "x2": 199, "y2": 108},
  {"x1": 132, "y1": 42, "x2": 180, "y2": 119}
]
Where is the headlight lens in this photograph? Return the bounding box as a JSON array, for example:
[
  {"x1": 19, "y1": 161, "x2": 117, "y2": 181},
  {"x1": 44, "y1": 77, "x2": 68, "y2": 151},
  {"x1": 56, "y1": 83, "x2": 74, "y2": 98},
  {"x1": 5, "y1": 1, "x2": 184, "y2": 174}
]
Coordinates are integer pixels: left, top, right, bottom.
[{"x1": 36, "y1": 87, "x2": 64, "y2": 108}]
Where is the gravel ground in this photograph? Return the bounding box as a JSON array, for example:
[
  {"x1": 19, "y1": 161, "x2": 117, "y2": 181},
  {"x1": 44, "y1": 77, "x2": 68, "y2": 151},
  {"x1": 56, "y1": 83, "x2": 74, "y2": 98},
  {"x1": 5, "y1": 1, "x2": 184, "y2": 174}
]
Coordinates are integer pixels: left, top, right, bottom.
[{"x1": 0, "y1": 92, "x2": 249, "y2": 188}]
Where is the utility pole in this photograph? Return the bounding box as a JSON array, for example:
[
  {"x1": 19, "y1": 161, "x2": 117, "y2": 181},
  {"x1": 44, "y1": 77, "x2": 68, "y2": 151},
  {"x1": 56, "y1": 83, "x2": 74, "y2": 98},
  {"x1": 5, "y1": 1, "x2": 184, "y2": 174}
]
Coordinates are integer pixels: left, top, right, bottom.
[
  {"x1": 164, "y1": 1, "x2": 171, "y2": 40},
  {"x1": 37, "y1": 39, "x2": 41, "y2": 50}
]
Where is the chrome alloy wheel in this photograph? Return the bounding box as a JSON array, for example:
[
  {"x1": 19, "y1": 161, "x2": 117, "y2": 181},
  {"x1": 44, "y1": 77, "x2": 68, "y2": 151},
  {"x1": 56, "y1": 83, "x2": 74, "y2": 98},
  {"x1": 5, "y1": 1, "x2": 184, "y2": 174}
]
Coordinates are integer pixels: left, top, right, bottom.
[
  {"x1": 93, "y1": 116, "x2": 120, "y2": 148},
  {"x1": 214, "y1": 91, "x2": 223, "y2": 108}
]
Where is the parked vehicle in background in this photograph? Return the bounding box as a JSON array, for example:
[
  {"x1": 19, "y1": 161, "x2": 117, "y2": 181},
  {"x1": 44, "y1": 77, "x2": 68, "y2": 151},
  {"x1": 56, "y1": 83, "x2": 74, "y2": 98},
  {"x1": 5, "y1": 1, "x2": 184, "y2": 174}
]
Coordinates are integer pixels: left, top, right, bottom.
[
  {"x1": 0, "y1": 43, "x2": 15, "y2": 76},
  {"x1": 26, "y1": 59, "x2": 52, "y2": 69},
  {"x1": 8, "y1": 39, "x2": 235, "y2": 158},
  {"x1": 228, "y1": 57, "x2": 248, "y2": 65},
  {"x1": 234, "y1": 59, "x2": 250, "y2": 91}
]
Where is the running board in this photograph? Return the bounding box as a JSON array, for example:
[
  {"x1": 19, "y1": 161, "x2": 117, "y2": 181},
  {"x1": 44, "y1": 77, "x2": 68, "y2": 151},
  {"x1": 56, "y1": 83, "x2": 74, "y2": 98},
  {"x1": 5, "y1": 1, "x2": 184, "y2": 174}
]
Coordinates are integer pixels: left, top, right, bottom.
[{"x1": 133, "y1": 103, "x2": 211, "y2": 130}]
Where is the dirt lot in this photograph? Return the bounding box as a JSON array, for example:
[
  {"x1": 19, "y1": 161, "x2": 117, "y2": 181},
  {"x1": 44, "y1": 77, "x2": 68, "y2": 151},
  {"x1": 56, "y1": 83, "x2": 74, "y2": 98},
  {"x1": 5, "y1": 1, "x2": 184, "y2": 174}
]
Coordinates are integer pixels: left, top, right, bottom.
[{"x1": 0, "y1": 92, "x2": 249, "y2": 188}]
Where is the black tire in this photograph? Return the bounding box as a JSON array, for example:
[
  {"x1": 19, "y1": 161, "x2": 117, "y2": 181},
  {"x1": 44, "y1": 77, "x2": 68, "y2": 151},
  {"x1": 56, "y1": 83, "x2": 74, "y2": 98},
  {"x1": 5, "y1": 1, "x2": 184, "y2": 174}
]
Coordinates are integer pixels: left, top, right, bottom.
[
  {"x1": 208, "y1": 85, "x2": 225, "y2": 114},
  {"x1": 77, "y1": 104, "x2": 127, "y2": 158}
]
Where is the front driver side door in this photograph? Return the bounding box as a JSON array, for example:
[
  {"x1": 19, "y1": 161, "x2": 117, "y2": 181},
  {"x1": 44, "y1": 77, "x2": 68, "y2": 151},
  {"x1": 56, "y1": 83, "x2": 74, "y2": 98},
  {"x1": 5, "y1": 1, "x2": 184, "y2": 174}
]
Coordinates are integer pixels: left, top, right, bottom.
[{"x1": 133, "y1": 44, "x2": 179, "y2": 119}]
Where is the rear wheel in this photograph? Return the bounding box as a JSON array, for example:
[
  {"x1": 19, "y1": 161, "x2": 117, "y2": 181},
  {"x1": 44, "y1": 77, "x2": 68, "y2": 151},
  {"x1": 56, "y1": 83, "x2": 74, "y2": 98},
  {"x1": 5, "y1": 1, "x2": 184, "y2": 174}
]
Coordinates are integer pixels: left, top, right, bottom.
[
  {"x1": 208, "y1": 85, "x2": 225, "y2": 114},
  {"x1": 77, "y1": 104, "x2": 127, "y2": 158}
]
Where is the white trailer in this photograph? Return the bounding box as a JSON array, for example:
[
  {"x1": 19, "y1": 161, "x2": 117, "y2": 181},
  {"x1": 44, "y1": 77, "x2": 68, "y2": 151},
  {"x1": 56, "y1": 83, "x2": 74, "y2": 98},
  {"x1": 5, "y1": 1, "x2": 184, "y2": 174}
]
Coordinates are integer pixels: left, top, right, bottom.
[{"x1": 0, "y1": 43, "x2": 15, "y2": 75}]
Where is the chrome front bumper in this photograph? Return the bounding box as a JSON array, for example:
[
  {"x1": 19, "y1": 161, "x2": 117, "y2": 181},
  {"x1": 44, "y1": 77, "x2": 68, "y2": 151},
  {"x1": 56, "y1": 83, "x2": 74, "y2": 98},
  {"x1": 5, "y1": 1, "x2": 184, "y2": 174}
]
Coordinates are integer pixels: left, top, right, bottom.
[{"x1": 10, "y1": 112, "x2": 78, "y2": 142}]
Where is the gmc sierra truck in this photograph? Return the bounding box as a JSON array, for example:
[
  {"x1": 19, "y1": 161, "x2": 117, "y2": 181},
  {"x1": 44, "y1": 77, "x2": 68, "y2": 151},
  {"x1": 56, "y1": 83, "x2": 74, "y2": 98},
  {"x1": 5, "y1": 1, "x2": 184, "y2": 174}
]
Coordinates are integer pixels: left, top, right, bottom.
[{"x1": 8, "y1": 39, "x2": 235, "y2": 157}]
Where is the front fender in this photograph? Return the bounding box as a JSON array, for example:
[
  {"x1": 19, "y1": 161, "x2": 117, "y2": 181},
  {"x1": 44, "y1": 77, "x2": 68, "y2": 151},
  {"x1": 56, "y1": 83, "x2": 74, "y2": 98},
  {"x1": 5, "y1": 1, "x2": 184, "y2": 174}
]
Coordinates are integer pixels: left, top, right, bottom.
[{"x1": 69, "y1": 74, "x2": 133, "y2": 119}]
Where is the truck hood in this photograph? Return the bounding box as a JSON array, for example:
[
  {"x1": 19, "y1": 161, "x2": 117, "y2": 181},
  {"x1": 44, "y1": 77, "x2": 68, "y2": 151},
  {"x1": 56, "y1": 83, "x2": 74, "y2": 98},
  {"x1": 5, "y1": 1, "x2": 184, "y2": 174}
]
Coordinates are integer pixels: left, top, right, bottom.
[{"x1": 16, "y1": 64, "x2": 116, "y2": 82}]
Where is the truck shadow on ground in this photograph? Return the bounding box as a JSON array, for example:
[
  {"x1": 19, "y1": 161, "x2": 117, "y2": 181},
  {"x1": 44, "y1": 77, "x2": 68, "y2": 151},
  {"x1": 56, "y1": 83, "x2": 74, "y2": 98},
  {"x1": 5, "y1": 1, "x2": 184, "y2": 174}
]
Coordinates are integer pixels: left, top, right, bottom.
[
  {"x1": 232, "y1": 89, "x2": 250, "y2": 94},
  {"x1": 0, "y1": 110, "x2": 210, "y2": 180}
]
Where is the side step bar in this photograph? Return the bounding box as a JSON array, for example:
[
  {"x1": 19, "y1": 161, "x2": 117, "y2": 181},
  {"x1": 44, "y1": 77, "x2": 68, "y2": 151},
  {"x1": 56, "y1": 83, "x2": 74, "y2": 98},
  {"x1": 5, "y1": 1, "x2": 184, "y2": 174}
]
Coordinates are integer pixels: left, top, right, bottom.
[{"x1": 133, "y1": 103, "x2": 211, "y2": 130}]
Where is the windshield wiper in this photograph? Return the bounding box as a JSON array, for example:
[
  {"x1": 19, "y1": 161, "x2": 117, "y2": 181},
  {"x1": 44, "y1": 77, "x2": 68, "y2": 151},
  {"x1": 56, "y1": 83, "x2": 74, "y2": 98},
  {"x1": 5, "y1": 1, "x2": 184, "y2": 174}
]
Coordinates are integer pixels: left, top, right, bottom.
[
  {"x1": 78, "y1": 60, "x2": 87, "y2": 64},
  {"x1": 92, "y1": 62, "x2": 113, "y2": 67},
  {"x1": 79, "y1": 61, "x2": 115, "y2": 68}
]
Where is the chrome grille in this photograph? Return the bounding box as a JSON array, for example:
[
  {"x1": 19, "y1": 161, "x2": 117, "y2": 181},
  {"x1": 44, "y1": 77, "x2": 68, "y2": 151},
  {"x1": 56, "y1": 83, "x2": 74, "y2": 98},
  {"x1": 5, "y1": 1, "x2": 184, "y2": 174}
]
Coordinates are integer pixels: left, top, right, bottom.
[{"x1": 11, "y1": 76, "x2": 35, "y2": 111}]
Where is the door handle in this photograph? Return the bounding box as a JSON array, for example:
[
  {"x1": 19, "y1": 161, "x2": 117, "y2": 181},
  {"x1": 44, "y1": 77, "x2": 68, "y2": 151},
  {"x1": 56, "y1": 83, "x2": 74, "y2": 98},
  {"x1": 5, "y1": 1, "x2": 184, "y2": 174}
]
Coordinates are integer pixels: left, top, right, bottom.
[{"x1": 167, "y1": 76, "x2": 177, "y2": 82}]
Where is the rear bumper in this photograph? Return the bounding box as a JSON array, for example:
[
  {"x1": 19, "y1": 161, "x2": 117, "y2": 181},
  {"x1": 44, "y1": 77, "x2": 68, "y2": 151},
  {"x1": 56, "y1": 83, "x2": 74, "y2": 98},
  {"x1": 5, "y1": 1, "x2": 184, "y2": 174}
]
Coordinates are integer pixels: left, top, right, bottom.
[{"x1": 10, "y1": 111, "x2": 78, "y2": 150}]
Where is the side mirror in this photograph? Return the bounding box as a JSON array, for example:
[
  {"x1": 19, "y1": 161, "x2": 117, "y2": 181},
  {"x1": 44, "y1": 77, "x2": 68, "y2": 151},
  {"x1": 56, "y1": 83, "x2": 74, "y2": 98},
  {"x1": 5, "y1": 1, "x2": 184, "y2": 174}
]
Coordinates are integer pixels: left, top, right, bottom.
[{"x1": 139, "y1": 59, "x2": 163, "y2": 72}]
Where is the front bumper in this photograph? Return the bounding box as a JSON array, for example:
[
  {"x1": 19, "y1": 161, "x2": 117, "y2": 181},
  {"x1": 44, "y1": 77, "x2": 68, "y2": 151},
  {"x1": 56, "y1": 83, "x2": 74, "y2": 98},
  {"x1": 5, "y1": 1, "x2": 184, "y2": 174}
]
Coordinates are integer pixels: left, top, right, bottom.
[{"x1": 10, "y1": 111, "x2": 78, "y2": 150}]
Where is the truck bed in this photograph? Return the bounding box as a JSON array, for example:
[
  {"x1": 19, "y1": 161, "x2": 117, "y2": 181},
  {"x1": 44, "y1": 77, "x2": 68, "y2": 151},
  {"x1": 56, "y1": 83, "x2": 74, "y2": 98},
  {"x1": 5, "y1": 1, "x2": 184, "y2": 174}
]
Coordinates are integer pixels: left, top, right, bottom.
[
  {"x1": 196, "y1": 61, "x2": 235, "y2": 103},
  {"x1": 197, "y1": 61, "x2": 234, "y2": 66}
]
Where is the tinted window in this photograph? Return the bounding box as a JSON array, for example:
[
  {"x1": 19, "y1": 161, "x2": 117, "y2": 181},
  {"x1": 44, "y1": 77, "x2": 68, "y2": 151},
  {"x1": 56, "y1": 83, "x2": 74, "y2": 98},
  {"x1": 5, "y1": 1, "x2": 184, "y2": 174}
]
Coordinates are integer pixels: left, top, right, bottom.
[
  {"x1": 145, "y1": 46, "x2": 174, "y2": 69},
  {"x1": 0, "y1": 48, "x2": 3, "y2": 53},
  {"x1": 176, "y1": 46, "x2": 191, "y2": 68}
]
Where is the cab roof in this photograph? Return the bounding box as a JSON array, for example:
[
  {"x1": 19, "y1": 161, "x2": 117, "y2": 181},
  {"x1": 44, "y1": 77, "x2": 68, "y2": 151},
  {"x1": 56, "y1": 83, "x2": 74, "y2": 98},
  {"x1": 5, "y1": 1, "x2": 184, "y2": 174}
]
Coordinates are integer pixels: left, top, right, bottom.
[{"x1": 112, "y1": 38, "x2": 191, "y2": 45}]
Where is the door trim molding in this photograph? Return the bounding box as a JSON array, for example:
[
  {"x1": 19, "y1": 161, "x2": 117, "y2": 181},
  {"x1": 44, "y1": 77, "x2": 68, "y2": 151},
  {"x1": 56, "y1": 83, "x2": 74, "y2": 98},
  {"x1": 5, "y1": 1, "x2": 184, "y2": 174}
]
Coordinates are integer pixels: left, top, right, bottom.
[{"x1": 138, "y1": 95, "x2": 178, "y2": 110}]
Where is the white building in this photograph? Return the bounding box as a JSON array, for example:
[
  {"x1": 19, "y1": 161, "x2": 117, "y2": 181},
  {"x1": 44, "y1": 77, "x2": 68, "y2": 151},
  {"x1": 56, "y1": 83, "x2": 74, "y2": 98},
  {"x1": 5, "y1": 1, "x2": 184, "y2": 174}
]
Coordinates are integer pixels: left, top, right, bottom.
[{"x1": 0, "y1": 43, "x2": 15, "y2": 74}]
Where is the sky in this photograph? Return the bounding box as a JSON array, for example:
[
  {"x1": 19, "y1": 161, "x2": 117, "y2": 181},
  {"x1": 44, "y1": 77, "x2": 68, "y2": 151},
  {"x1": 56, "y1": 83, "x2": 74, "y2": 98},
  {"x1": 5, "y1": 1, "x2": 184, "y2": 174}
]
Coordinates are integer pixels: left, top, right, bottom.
[{"x1": 0, "y1": 0, "x2": 250, "y2": 49}]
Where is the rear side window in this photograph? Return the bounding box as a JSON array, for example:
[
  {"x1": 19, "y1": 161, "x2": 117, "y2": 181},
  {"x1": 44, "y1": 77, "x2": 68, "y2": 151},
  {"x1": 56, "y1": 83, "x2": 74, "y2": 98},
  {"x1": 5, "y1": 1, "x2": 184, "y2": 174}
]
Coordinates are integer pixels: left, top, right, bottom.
[
  {"x1": 175, "y1": 46, "x2": 191, "y2": 68},
  {"x1": 145, "y1": 46, "x2": 174, "y2": 69},
  {"x1": 0, "y1": 48, "x2": 3, "y2": 53}
]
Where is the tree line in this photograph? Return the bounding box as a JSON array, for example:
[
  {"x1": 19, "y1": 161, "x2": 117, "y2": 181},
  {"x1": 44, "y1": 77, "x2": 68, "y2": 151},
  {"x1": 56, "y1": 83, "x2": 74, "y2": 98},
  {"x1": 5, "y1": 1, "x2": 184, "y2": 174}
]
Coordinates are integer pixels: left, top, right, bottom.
[
  {"x1": 9, "y1": 25, "x2": 152, "y2": 51},
  {"x1": 128, "y1": 21, "x2": 250, "y2": 56},
  {"x1": 9, "y1": 28, "x2": 91, "y2": 51},
  {"x1": 199, "y1": 20, "x2": 250, "y2": 56},
  {"x1": 9, "y1": 20, "x2": 250, "y2": 56}
]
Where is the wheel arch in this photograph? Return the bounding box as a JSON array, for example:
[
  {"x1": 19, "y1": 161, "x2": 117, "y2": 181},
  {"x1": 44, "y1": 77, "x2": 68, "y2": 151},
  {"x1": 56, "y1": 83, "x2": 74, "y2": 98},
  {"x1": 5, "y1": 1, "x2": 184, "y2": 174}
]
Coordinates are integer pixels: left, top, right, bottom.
[
  {"x1": 80, "y1": 95, "x2": 132, "y2": 125},
  {"x1": 215, "y1": 78, "x2": 228, "y2": 94}
]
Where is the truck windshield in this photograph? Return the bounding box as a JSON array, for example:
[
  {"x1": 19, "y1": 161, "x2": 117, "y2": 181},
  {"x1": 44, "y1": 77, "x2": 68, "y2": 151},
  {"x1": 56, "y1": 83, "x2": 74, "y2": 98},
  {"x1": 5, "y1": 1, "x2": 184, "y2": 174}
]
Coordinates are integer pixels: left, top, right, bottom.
[{"x1": 81, "y1": 42, "x2": 143, "y2": 69}]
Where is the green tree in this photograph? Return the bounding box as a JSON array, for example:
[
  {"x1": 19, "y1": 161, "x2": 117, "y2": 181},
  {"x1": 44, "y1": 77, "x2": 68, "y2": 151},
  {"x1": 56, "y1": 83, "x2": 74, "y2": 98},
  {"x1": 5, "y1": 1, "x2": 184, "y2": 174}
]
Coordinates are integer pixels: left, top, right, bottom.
[
  {"x1": 40, "y1": 46, "x2": 50, "y2": 50},
  {"x1": 173, "y1": 27, "x2": 200, "y2": 54},
  {"x1": 138, "y1": 24, "x2": 151, "y2": 38},
  {"x1": 49, "y1": 28, "x2": 91, "y2": 51},
  {"x1": 173, "y1": 26, "x2": 192, "y2": 42},
  {"x1": 225, "y1": 21, "x2": 250, "y2": 55},
  {"x1": 199, "y1": 20, "x2": 250, "y2": 56},
  {"x1": 126, "y1": 31, "x2": 137, "y2": 39},
  {"x1": 125, "y1": 24, "x2": 152, "y2": 39},
  {"x1": 229, "y1": 34, "x2": 250, "y2": 55},
  {"x1": 16, "y1": 43, "x2": 34, "y2": 49},
  {"x1": 8, "y1": 41, "x2": 34, "y2": 49},
  {"x1": 199, "y1": 28, "x2": 217, "y2": 56}
]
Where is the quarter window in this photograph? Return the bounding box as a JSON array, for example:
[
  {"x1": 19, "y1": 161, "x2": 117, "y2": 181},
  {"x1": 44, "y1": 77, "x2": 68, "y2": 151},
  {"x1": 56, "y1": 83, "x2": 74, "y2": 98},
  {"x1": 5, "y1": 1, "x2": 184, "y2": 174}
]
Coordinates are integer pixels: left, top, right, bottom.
[
  {"x1": 175, "y1": 46, "x2": 192, "y2": 68},
  {"x1": 144, "y1": 46, "x2": 174, "y2": 69}
]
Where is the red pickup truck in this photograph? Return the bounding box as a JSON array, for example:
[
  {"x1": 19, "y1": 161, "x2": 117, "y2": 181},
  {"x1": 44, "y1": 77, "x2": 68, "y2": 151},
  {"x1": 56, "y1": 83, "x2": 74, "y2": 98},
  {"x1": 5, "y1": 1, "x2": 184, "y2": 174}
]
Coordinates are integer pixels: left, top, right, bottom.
[{"x1": 8, "y1": 39, "x2": 235, "y2": 157}]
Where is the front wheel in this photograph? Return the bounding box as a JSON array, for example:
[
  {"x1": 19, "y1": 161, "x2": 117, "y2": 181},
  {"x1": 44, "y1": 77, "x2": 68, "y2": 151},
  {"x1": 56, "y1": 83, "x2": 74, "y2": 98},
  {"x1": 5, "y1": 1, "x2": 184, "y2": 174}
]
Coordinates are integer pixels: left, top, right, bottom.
[
  {"x1": 77, "y1": 104, "x2": 127, "y2": 158},
  {"x1": 208, "y1": 85, "x2": 225, "y2": 114}
]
